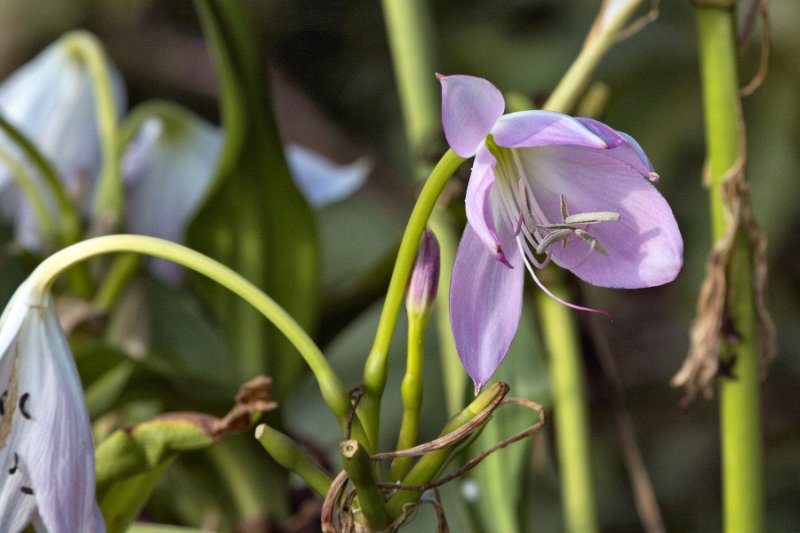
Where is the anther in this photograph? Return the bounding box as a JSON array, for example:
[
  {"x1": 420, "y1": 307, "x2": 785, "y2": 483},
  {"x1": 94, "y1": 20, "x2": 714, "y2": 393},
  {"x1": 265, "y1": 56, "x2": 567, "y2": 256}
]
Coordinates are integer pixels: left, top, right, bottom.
[
  {"x1": 20, "y1": 486, "x2": 33, "y2": 495},
  {"x1": 9, "y1": 452, "x2": 18, "y2": 475},
  {"x1": 0, "y1": 390, "x2": 6, "y2": 415},
  {"x1": 19, "y1": 393, "x2": 31, "y2": 419}
]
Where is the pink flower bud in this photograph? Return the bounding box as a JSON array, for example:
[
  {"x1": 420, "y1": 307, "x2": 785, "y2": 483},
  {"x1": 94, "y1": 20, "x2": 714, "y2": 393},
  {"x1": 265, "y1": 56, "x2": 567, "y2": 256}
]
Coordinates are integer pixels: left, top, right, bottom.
[{"x1": 406, "y1": 229, "x2": 440, "y2": 317}]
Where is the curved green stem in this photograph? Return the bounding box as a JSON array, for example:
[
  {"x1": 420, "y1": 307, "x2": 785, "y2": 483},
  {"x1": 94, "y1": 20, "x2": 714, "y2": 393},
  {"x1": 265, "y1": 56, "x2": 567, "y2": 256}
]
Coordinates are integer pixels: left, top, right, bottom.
[
  {"x1": 0, "y1": 145, "x2": 56, "y2": 245},
  {"x1": 63, "y1": 31, "x2": 123, "y2": 230},
  {"x1": 255, "y1": 424, "x2": 332, "y2": 497},
  {"x1": 696, "y1": 3, "x2": 765, "y2": 532},
  {"x1": 360, "y1": 149, "x2": 464, "y2": 451},
  {"x1": 29, "y1": 235, "x2": 357, "y2": 438},
  {"x1": 544, "y1": 0, "x2": 645, "y2": 113}
]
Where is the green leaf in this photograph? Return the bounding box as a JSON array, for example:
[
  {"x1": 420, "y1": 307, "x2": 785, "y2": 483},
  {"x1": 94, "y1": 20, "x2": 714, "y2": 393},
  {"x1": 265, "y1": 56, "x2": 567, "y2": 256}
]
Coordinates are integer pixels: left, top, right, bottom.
[{"x1": 188, "y1": 0, "x2": 318, "y2": 401}]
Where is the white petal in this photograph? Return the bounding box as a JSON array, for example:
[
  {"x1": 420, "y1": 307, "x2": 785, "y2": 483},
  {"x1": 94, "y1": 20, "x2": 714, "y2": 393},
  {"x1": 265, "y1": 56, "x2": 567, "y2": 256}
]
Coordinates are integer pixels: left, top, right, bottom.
[
  {"x1": 284, "y1": 143, "x2": 369, "y2": 207},
  {"x1": 122, "y1": 111, "x2": 222, "y2": 283}
]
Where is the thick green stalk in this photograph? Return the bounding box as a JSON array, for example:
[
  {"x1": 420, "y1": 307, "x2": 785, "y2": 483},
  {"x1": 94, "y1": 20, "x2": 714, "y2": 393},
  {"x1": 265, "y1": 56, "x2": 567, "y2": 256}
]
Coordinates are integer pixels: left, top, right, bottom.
[
  {"x1": 537, "y1": 288, "x2": 597, "y2": 533},
  {"x1": 380, "y1": 0, "x2": 439, "y2": 169},
  {"x1": 696, "y1": 3, "x2": 764, "y2": 532},
  {"x1": 360, "y1": 149, "x2": 464, "y2": 450}
]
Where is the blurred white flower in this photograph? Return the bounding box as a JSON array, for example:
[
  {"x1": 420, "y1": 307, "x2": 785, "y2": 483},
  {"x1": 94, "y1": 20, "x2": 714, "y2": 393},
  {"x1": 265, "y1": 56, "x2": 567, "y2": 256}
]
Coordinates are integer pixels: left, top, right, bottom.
[{"x1": 0, "y1": 31, "x2": 125, "y2": 251}]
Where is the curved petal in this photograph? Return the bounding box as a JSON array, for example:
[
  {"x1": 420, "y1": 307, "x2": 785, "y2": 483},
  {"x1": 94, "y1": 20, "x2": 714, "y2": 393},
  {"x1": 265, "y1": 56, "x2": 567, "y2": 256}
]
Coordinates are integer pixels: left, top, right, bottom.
[
  {"x1": 450, "y1": 224, "x2": 523, "y2": 391},
  {"x1": 575, "y1": 118, "x2": 656, "y2": 178},
  {"x1": 284, "y1": 143, "x2": 369, "y2": 207},
  {"x1": 464, "y1": 146, "x2": 512, "y2": 266},
  {"x1": 438, "y1": 74, "x2": 504, "y2": 157},
  {"x1": 492, "y1": 110, "x2": 608, "y2": 150},
  {"x1": 519, "y1": 145, "x2": 683, "y2": 288}
]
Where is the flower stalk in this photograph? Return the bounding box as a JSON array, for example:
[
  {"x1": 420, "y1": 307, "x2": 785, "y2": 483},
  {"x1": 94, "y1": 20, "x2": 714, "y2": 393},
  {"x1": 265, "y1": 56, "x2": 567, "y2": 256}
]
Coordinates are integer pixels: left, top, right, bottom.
[
  {"x1": 360, "y1": 149, "x2": 464, "y2": 451},
  {"x1": 340, "y1": 440, "x2": 393, "y2": 531},
  {"x1": 695, "y1": 2, "x2": 765, "y2": 531},
  {"x1": 29, "y1": 235, "x2": 362, "y2": 442}
]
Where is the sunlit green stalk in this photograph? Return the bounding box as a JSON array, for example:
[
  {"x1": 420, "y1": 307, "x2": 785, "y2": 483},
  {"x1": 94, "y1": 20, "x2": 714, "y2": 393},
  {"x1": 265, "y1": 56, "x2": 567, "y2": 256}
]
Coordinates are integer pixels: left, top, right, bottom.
[
  {"x1": 63, "y1": 31, "x2": 123, "y2": 230},
  {"x1": 696, "y1": 3, "x2": 765, "y2": 532},
  {"x1": 30, "y1": 235, "x2": 360, "y2": 440},
  {"x1": 380, "y1": 0, "x2": 439, "y2": 172},
  {"x1": 537, "y1": 287, "x2": 597, "y2": 533},
  {"x1": 361, "y1": 149, "x2": 464, "y2": 450},
  {"x1": 255, "y1": 424, "x2": 332, "y2": 497}
]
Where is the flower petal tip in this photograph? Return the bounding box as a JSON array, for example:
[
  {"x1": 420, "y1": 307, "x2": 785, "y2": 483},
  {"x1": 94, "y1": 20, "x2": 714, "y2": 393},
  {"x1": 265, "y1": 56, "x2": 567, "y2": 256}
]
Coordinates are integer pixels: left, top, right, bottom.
[{"x1": 440, "y1": 74, "x2": 505, "y2": 157}]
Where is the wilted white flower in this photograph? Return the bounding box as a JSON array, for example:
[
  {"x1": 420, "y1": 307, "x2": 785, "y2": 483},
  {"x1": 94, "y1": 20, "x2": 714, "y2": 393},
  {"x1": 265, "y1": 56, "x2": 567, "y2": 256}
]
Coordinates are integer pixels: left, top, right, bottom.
[{"x1": 0, "y1": 279, "x2": 103, "y2": 532}]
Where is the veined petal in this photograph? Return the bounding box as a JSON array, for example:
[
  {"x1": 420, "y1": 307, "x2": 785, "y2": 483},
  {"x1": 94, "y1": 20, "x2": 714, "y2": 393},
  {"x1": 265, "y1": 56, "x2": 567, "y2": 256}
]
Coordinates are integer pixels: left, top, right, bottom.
[
  {"x1": 284, "y1": 143, "x2": 369, "y2": 207},
  {"x1": 0, "y1": 286, "x2": 102, "y2": 533},
  {"x1": 465, "y1": 146, "x2": 512, "y2": 265},
  {"x1": 520, "y1": 145, "x2": 683, "y2": 287},
  {"x1": 450, "y1": 224, "x2": 523, "y2": 391},
  {"x1": 438, "y1": 74, "x2": 505, "y2": 157},
  {"x1": 574, "y1": 117, "x2": 656, "y2": 178},
  {"x1": 22, "y1": 298, "x2": 101, "y2": 532},
  {"x1": 492, "y1": 111, "x2": 608, "y2": 151}
]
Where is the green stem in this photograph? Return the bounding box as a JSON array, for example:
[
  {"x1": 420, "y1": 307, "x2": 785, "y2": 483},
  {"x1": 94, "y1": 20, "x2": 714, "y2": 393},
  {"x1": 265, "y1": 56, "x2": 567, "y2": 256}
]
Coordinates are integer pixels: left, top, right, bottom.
[
  {"x1": 340, "y1": 440, "x2": 392, "y2": 531},
  {"x1": 30, "y1": 235, "x2": 357, "y2": 438},
  {"x1": 388, "y1": 309, "x2": 430, "y2": 481},
  {"x1": 428, "y1": 211, "x2": 465, "y2": 415},
  {"x1": 543, "y1": 0, "x2": 644, "y2": 113},
  {"x1": 255, "y1": 424, "x2": 332, "y2": 497},
  {"x1": 696, "y1": 3, "x2": 765, "y2": 532},
  {"x1": 0, "y1": 145, "x2": 56, "y2": 245},
  {"x1": 380, "y1": 0, "x2": 440, "y2": 174},
  {"x1": 63, "y1": 31, "x2": 123, "y2": 232},
  {"x1": 537, "y1": 286, "x2": 598, "y2": 533},
  {"x1": 360, "y1": 149, "x2": 464, "y2": 450}
]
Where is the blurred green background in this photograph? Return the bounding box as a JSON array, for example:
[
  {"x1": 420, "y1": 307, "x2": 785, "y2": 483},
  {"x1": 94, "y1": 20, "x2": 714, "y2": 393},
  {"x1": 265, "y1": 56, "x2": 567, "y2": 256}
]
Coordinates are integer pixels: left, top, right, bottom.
[{"x1": 1, "y1": 0, "x2": 798, "y2": 531}]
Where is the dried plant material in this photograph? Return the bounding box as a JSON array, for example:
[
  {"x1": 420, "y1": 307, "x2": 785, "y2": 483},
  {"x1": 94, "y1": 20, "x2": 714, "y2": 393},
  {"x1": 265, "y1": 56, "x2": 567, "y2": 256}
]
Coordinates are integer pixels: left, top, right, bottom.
[
  {"x1": 143, "y1": 375, "x2": 277, "y2": 440},
  {"x1": 739, "y1": 0, "x2": 771, "y2": 97},
  {"x1": 672, "y1": 105, "x2": 776, "y2": 402}
]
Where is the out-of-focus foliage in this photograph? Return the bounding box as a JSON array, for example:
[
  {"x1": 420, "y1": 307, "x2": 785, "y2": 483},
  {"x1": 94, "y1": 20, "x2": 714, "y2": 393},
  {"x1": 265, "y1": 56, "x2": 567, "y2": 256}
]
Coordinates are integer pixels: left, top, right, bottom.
[{"x1": 1, "y1": 0, "x2": 798, "y2": 531}]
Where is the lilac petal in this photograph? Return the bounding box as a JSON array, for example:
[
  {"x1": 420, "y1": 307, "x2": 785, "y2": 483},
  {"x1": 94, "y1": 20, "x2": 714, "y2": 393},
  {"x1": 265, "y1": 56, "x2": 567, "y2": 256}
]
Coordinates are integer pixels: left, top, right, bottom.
[
  {"x1": 438, "y1": 74, "x2": 504, "y2": 157},
  {"x1": 492, "y1": 111, "x2": 608, "y2": 151},
  {"x1": 575, "y1": 118, "x2": 656, "y2": 178},
  {"x1": 450, "y1": 224, "x2": 523, "y2": 391},
  {"x1": 464, "y1": 146, "x2": 513, "y2": 266},
  {"x1": 520, "y1": 145, "x2": 683, "y2": 288}
]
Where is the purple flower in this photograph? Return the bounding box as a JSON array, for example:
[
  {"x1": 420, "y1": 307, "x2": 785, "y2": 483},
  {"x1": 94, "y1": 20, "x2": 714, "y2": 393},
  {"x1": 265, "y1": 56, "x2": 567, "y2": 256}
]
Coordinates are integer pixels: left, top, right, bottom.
[{"x1": 441, "y1": 74, "x2": 683, "y2": 391}]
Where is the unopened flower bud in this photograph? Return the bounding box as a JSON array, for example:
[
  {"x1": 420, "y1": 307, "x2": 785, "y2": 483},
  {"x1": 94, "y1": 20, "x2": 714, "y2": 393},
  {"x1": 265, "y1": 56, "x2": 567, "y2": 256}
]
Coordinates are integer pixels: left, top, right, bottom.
[{"x1": 406, "y1": 228, "x2": 440, "y2": 317}]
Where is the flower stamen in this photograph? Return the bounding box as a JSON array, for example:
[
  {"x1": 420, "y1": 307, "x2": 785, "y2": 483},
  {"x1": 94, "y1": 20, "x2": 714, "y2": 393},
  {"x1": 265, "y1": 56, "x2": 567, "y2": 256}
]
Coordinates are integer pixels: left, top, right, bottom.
[{"x1": 19, "y1": 392, "x2": 31, "y2": 420}]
